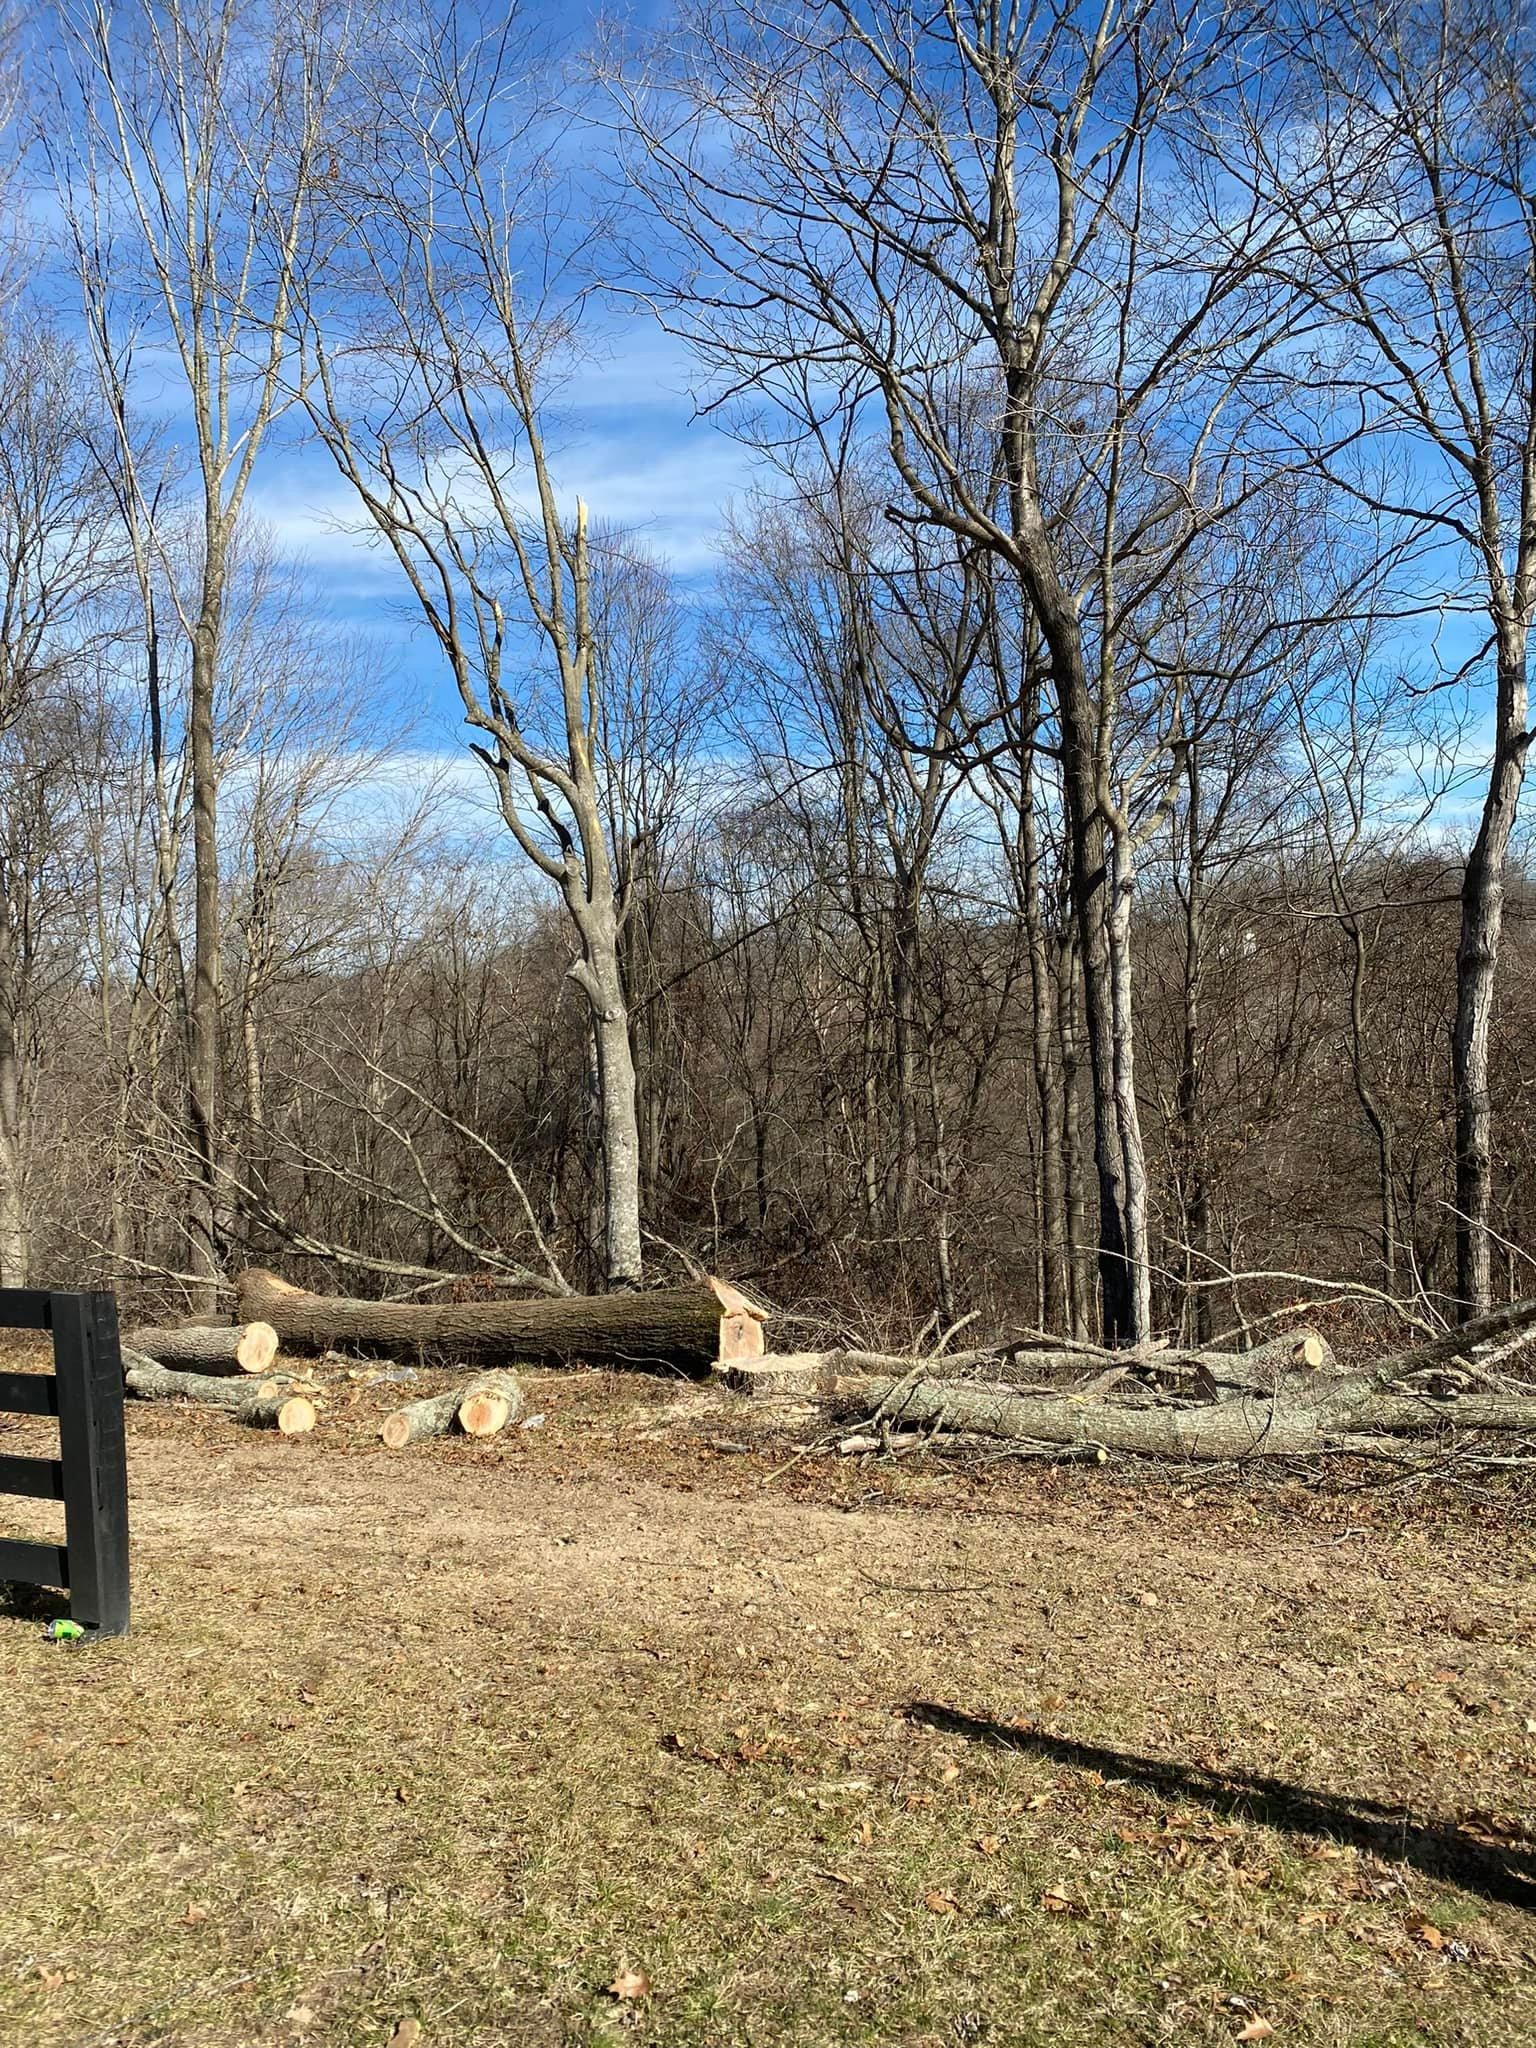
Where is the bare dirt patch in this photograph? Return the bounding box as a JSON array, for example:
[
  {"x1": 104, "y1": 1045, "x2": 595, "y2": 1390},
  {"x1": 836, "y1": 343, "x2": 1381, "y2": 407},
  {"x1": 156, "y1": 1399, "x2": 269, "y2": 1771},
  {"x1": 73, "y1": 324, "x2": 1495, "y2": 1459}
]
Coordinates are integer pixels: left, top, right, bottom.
[{"x1": 2, "y1": 1362, "x2": 1533, "y2": 2046}]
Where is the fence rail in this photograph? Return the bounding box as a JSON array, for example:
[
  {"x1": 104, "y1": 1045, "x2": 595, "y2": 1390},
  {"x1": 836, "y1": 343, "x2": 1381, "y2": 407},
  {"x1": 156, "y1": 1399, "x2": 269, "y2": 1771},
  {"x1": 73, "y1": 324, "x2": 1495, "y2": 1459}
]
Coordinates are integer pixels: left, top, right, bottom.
[{"x1": 0, "y1": 1292, "x2": 129, "y2": 1637}]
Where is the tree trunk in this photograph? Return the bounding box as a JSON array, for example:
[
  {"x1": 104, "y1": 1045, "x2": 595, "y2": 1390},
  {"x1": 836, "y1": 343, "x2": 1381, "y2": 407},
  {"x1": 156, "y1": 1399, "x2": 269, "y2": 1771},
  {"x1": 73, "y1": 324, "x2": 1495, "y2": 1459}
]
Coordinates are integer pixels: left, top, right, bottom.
[
  {"x1": 1453, "y1": 629, "x2": 1531, "y2": 1318},
  {"x1": 1020, "y1": 718, "x2": 1068, "y2": 1330},
  {"x1": 1058, "y1": 925, "x2": 1095, "y2": 1341},
  {"x1": 853, "y1": 1373, "x2": 1536, "y2": 1461},
  {"x1": 1175, "y1": 753, "x2": 1212, "y2": 1346},
  {"x1": 890, "y1": 880, "x2": 921, "y2": 1232},
  {"x1": 1107, "y1": 818, "x2": 1153, "y2": 1340},
  {"x1": 236, "y1": 1267, "x2": 767, "y2": 1370},
  {"x1": 186, "y1": 601, "x2": 224, "y2": 1314},
  {"x1": 123, "y1": 1321, "x2": 279, "y2": 1375}
]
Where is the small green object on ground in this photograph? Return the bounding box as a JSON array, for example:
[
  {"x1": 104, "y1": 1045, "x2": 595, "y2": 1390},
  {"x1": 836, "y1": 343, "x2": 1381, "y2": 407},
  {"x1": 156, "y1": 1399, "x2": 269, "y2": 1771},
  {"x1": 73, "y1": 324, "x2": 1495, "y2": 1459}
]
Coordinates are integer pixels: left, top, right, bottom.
[{"x1": 45, "y1": 1618, "x2": 88, "y2": 1643}]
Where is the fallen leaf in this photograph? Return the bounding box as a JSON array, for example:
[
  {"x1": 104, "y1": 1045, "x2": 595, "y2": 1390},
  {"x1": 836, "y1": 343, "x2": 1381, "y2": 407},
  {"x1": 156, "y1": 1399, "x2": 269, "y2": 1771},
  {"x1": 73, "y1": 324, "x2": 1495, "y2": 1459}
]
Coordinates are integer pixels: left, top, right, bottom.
[
  {"x1": 940, "y1": 1761, "x2": 961, "y2": 1783},
  {"x1": 287, "y1": 2006, "x2": 315, "y2": 2028},
  {"x1": 1407, "y1": 1914, "x2": 1447, "y2": 1951},
  {"x1": 182, "y1": 1903, "x2": 208, "y2": 1925},
  {"x1": 923, "y1": 1890, "x2": 959, "y2": 1915},
  {"x1": 1040, "y1": 1887, "x2": 1075, "y2": 1913},
  {"x1": 388, "y1": 2021, "x2": 423, "y2": 2048},
  {"x1": 37, "y1": 1970, "x2": 64, "y2": 1996},
  {"x1": 975, "y1": 1834, "x2": 1003, "y2": 1856},
  {"x1": 609, "y1": 1969, "x2": 651, "y2": 2000},
  {"x1": 1235, "y1": 2023, "x2": 1274, "y2": 2043}
]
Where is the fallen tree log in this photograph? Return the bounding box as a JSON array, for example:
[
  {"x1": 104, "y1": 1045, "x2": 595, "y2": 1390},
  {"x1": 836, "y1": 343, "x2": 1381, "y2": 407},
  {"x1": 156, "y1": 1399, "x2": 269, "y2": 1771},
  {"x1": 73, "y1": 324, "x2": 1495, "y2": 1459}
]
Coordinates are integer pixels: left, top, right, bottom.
[
  {"x1": 237, "y1": 1268, "x2": 766, "y2": 1372},
  {"x1": 379, "y1": 1370, "x2": 525, "y2": 1449},
  {"x1": 124, "y1": 1356, "x2": 316, "y2": 1435},
  {"x1": 123, "y1": 1320, "x2": 279, "y2": 1376},
  {"x1": 722, "y1": 1328, "x2": 1334, "y2": 1401},
  {"x1": 848, "y1": 1374, "x2": 1536, "y2": 1461},
  {"x1": 1375, "y1": 1297, "x2": 1536, "y2": 1377}
]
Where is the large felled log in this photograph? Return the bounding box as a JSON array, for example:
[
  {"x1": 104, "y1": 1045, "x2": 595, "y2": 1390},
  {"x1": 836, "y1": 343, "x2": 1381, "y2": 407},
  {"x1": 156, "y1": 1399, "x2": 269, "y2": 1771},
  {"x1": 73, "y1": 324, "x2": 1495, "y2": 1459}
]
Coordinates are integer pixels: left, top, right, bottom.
[
  {"x1": 722, "y1": 1329, "x2": 1335, "y2": 1401},
  {"x1": 124, "y1": 1356, "x2": 316, "y2": 1435},
  {"x1": 379, "y1": 1370, "x2": 525, "y2": 1449},
  {"x1": 237, "y1": 1268, "x2": 766, "y2": 1373},
  {"x1": 851, "y1": 1374, "x2": 1536, "y2": 1461},
  {"x1": 124, "y1": 1320, "x2": 279, "y2": 1376}
]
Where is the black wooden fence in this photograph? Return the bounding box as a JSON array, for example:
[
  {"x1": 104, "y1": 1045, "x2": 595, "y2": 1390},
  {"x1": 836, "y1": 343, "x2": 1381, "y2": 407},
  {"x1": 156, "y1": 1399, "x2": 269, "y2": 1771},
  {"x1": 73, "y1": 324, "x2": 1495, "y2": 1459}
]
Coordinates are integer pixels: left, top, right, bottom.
[{"x1": 0, "y1": 1291, "x2": 129, "y2": 1637}]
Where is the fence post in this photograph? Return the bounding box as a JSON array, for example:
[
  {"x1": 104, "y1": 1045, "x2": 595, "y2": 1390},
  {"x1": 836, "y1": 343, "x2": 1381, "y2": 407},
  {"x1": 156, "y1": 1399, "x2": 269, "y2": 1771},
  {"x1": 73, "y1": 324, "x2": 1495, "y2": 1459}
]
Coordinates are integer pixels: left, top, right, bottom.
[{"x1": 50, "y1": 1292, "x2": 130, "y2": 1637}]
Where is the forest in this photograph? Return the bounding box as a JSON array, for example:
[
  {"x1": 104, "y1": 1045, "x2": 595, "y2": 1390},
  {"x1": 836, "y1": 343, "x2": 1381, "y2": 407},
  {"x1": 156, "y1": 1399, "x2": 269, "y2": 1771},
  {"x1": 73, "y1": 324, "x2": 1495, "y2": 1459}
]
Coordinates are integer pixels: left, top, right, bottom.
[{"x1": 0, "y1": 0, "x2": 1531, "y2": 1360}]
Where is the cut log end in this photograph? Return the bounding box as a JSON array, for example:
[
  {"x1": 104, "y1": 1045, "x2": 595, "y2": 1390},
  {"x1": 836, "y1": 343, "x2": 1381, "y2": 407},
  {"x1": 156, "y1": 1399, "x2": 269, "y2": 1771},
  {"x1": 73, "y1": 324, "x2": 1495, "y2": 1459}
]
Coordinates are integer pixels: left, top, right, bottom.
[
  {"x1": 234, "y1": 1321, "x2": 280, "y2": 1374},
  {"x1": 275, "y1": 1395, "x2": 317, "y2": 1436},
  {"x1": 379, "y1": 1410, "x2": 414, "y2": 1450},
  {"x1": 458, "y1": 1391, "x2": 512, "y2": 1437}
]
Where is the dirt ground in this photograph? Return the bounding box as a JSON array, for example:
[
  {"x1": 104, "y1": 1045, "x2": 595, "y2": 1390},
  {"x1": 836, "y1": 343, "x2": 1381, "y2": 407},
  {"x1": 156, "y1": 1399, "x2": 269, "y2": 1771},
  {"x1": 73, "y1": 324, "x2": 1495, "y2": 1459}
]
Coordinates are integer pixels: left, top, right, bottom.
[{"x1": 2, "y1": 1361, "x2": 1534, "y2": 2047}]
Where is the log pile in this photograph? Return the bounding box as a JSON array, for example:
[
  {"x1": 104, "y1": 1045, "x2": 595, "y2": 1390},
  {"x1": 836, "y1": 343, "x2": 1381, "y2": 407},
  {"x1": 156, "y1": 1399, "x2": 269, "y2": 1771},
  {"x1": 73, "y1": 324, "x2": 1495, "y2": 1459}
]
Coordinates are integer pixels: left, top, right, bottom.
[
  {"x1": 123, "y1": 1356, "x2": 318, "y2": 1435},
  {"x1": 743, "y1": 1301, "x2": 1536, "y2": 1464}
]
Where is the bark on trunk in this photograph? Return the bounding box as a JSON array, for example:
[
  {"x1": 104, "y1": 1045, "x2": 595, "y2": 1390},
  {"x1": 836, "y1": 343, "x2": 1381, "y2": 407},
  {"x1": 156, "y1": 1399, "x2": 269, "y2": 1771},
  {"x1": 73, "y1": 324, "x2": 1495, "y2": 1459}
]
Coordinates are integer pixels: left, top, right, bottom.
[
  {"x1": 1453, "y1": 631, "x2": 1531, "y2": 1318},
  {"x1": 854, "y1": 1374, "x2": 1536, "y2": 1461},
  {"x1": 186, "y1": 600, "x2": 224, "y2": 1315},
  {"x1": 1020, "y1": 712, "x2": 1068, "y2": 1330},
  {"x1": 123, "y1": 1320, "x2": 279, "y2": 1375},
  {"x1": 236, "y1": 1267, "x2": 767, "y2": 1370},
  {"x1": 1107, "y1": 819, "x2": 1152, "y2": 1339}
]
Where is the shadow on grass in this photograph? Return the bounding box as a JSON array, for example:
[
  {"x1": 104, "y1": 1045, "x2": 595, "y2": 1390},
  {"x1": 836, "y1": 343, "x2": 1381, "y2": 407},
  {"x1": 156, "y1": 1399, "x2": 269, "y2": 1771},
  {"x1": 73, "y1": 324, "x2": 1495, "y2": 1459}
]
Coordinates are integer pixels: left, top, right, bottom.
[
  {"x1": 0, "y1": 1581, "x2": 67, "y2": 1626},
  {"x1": 906, "y1": 1701, "x2": 1536, "y2": 1914}
]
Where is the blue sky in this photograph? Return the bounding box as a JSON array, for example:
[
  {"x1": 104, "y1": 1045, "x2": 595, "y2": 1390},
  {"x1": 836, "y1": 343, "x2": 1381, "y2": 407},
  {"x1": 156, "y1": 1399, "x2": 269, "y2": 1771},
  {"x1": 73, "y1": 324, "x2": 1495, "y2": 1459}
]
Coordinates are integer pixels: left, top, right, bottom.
[
  {"x1": 245, "y1": 312, "x2": 759, "y2": 750},
  {"x1": 31, "y1": 0, "x2": 760, "y2": 770}
]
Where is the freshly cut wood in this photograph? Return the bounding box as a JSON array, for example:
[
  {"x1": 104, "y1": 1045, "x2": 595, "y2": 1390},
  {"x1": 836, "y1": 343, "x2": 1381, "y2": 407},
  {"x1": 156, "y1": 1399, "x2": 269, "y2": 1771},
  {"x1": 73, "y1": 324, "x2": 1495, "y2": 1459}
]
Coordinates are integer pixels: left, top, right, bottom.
[
  {"x1": 848, "y1": 1373, "x2": 1536, "y2": 1461},
  {"x1": 457, "y1": 1370, "x2": 523, "y2": 1437},
  {"x1": 123, "y1": 1320, "x2": 279, "y2": 1376},
  {"x1": 379, "y1": 1370, "x2": 525, "y2": 1449},
  {"x1": 238, "y1": 1267, "x2": 766, "y2": 1372},
  {"x1": 124, "y1": 1357, "x2": 316, "y2": 1434}
]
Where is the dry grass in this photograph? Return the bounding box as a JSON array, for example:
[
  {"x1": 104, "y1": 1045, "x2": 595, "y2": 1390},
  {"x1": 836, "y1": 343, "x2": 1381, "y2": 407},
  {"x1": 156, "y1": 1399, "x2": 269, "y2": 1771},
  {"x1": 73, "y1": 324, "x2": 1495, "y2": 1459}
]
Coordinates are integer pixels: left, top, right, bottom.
[{"x1": 1, "y1": 1354, "x2": 1533, "y2": 2047}]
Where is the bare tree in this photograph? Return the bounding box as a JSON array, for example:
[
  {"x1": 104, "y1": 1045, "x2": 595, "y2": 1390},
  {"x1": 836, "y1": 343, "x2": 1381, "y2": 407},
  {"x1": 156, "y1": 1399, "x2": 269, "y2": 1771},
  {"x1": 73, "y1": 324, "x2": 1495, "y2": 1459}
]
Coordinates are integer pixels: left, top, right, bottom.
[
  {"x1": 1227, "y1": 0, "x2": 1536, "y2": 1316},
  {"x1": 0, "y1": 315, "x2": 121, "y2": 1279},
  {"x1": 615, "y1": 0, "x2": 1304, "y2": 1340},
  {"x1": 55, "y1": 0, "x2": 353, "y2": 1305},
  {"x1": 300, "y1": 3, "x2": 656, "y2": 1288}
]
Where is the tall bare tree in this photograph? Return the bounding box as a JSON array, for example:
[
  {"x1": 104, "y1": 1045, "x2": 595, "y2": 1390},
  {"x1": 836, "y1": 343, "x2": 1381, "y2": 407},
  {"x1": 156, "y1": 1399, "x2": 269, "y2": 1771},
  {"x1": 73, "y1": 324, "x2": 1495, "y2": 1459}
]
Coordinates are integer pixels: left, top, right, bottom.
[
  {"x1": 1227, "y1": 0, "x2": 1536, "y2": 1316},
  {"x1": 55, "y1": 0, "x2": 352, "y2": 1305},
  {"x1": 616, "y1": 0, "x2": 1301, "y2": 1340},
  {"x1": 301, "y1": 3, "x2": 651, "y2": 1287}
]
